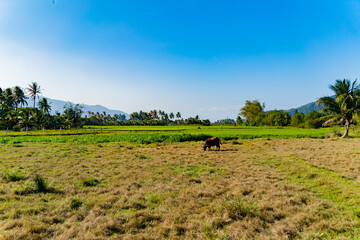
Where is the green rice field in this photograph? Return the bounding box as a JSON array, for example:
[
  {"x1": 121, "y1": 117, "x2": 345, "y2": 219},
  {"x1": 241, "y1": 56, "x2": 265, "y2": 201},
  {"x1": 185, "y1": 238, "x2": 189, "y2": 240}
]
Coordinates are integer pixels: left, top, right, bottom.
[{"x1": 0, "y1": 125, "x2": 346, "y2": 144}]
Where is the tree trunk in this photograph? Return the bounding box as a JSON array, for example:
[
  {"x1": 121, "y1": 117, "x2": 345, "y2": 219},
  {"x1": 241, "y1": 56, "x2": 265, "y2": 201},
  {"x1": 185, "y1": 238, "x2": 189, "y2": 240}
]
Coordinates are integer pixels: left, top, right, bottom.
[{"x1": 341, "y1": 119, "x2": 350, "y2": 138}]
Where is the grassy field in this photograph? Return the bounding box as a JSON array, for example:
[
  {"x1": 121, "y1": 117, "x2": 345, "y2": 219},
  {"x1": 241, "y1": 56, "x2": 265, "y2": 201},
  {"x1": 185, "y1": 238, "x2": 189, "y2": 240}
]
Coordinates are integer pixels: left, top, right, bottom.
[{"x1": 1, "y1": 127, "x2": 360, "y2": 239}]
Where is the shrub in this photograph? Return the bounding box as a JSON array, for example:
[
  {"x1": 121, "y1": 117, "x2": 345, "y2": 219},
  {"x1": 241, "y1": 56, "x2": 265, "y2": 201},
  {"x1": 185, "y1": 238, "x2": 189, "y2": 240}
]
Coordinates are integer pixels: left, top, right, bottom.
[
  {"x1": 70, "y1": 198, "x2": 83, "y2": 210},
  {"x1": 15, "y1": 174, "x2": 52, "y2": 195},
  {"x1": 2, "y1": 170, "x2": 26, "y2": 182},
  {"x1": 81, "y1": 177, "x2": 101, "y2": 187},
  {"x1": 33, "y1": 174, "x2": 50, "y2": 192}
]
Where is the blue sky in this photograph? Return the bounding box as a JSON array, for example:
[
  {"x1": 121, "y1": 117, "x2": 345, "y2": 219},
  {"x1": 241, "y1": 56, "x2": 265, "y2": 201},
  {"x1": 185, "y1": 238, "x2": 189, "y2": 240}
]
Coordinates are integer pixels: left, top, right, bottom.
[{"x1": 1, "y1": 1, "x2": 360, "y2": 120}]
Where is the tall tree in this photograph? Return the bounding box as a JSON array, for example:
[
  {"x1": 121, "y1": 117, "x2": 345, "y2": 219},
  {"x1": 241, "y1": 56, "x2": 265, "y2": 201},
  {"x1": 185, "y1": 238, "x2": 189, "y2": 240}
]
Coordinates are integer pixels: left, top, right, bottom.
[
  {"x1": 63, "y1": 102, "x2": 83, "y2": 128},
  {"x1": 176, "y1": 112, "x2": 181, "y2": 120},
  {"x1": 0, "y1": 88, "x2": 4, "y2": 104},
  {"x1": 26, "y1": 82, "x2": 42, "y2": 108},
  {"x1": 13, "y1": 86, "x2": 28, "y2": 112},
  {"x1": 240, "y1": 100, "x2": 265, "y2": 125},
  {"x1": 2, "y1": 88, "x2": 15, "y2": 109},
  {"x1": 150, "y1": 110, "x2": 158, "y2": 119},
  {"x1": 38, "y1": 97, "x2": 51, "y2": 114},
  {"x1": 317, "y1": 79, "x2": 360, "y2": 138},
  {"x1": 17, "y1": 107, "x2": 34, "y2": 129}
]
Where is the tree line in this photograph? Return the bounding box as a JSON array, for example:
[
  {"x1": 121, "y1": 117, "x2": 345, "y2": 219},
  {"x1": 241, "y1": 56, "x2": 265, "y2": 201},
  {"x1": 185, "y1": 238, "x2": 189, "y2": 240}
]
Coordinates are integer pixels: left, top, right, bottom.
[
  {"x1": 0, "y1": 83, "x2": 209, "y2": 129},
  {"x1": 238, "y1": 79, "x2": 360, "y2": 138},
  {"x1": 237, "y1": 100, "x2": 329, "y2": 129},
  {"x1": 2, "y1": 79, "x2": 358, "y2": 137},
  {"x1": 124, "y1": 110, "x2": 210, "y2": 126},
  {"x1": 0, "y1": 83, "x2": 84, "y2": 130}
]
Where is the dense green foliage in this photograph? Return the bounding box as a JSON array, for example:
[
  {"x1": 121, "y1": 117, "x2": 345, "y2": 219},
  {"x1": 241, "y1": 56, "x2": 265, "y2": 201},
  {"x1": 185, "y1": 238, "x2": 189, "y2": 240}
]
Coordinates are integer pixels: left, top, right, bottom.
[
  {"x1": 240, "y1": 100, "x2": 264, "y2": 125},
  {"x1": 317, "y1": 79, "x2": 360, "y2": 137},
  {"x1": 0, "y1": 84, "x2": 84, "y2": 130}
]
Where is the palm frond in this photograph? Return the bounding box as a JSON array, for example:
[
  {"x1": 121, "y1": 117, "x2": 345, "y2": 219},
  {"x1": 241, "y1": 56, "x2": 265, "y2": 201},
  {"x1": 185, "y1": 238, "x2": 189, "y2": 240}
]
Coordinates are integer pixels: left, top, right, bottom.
[
  {"x1": 316, "y1": 96, "x2": 341, "y2": 114},
  {"x1": 321, "y1": 115, "x2": 342, "y2": 127}
]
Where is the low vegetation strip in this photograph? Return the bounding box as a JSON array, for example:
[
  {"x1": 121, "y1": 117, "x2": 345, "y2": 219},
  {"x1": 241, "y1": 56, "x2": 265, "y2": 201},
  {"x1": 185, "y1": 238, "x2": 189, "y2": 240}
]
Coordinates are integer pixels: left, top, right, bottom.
[
  {"x1": 0, "y1": 126, "x2": 337, "y2": 144},
  {"x1": 0, "y1": 133, "x2": 212, "y2": 144}
]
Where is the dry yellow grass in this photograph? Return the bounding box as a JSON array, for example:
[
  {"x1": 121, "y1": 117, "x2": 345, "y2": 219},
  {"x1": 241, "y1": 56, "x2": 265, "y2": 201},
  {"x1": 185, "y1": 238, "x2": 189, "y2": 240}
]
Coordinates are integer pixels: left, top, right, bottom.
[
  {"x1": 261, "y1": 138, "x2": 360, "y2": 180},
  {"x1": 0, "y1": 139, "x2": 359, "y2": 239}
]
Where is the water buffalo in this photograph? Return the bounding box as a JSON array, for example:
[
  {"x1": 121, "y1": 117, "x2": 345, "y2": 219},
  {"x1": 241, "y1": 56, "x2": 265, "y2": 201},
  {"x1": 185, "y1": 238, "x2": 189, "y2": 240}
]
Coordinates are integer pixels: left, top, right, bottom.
[{"x1": 203, "y1": 137, "x2": 221, "y2": 151}]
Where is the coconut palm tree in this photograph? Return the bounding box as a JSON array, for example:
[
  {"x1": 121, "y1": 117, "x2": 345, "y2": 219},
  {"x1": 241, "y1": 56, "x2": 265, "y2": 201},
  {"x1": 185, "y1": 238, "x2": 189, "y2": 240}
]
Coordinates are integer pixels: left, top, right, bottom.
[
  {"x1": 13, "y1": 86, "x2": 28, "y2": 112},
  {"x1": 2, "y1": 88, "x2": 15, "y2": 109},
  {"x1": 26, "y1": 82, "x2": 42, "y2": 108},
  {"x1": 38, "y1": 97, "x2": 51, "y2": 114},
  {"x1": 17, "y1": 107, "x2": 34, "y2": 129},
  {"x1": 176, "y1": 112, "x2": 181, "y2": 120},
  {"x1": 150, "y1": 110, "x2": 158, "y2": 119},
  {"x1": 0, "y1": 88, "x2": 3, "y2": 104},
  {"x1": 316, "y1": 79, "x2": 360, "y2": 138}
]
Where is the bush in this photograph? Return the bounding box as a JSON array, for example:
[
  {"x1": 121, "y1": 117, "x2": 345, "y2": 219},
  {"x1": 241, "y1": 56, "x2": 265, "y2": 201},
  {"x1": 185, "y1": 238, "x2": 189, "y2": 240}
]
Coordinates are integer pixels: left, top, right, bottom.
[
  {"x1": 33, "y1": 174, "x2": 50, "y2": 192},
  {"x1": 305, "y1": 111, "x2": 326, "y2": 128},
  {"x1": 305, "y1": 117, "x2": 328, "y2": 129},
  {"x1": 15, "y1": 174, "x2": 52, "y2": 195},
  {"x1": 70, "y1": 198, "x2": 83, "y2": 210}
]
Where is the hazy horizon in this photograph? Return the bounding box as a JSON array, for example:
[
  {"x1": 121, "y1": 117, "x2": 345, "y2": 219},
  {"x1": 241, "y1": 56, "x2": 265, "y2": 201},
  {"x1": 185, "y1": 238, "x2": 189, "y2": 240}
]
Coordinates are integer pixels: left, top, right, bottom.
[{"x1": 2, "y1": 1, "x2": 360, "y2": 121}]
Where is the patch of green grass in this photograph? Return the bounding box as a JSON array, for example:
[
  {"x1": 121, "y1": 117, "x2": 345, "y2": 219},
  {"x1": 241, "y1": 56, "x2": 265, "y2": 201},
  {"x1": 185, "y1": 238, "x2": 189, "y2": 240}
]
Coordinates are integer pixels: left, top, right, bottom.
[
  {"x1": 80, "y1": 177, "x2": 101, "y2": 187},
  {"x1": 145, "y1": 193, "x2": 166, "y2": 209},
  {"x1": 218, "y1": 195, "x2": 259, "y2": 220},
  {"x1": 0, "y1": 126, "x2": 338, "y2": 145},
  {"x1": 2, "y1": 170, "x2": 26, "y2": 182}
]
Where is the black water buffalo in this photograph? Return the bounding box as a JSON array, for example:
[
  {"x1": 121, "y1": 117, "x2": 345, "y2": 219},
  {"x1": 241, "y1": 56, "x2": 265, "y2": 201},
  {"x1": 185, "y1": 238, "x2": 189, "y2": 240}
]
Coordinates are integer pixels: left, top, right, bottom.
[{"x1": 203, "y1": 137, "x2": 221, "y2": 151}]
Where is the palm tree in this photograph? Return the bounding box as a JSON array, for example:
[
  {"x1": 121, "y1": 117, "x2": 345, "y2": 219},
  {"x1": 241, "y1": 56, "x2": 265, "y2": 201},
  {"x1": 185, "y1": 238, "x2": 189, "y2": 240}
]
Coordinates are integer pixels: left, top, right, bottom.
[
  {"x1": 13, "y1": 86, "x2": 28, "y2": 112},
  {"x1": 0, "y1": 88, "x2": 3, "y2": 104},
  {"x1": 38, "y1": 97, "x2": 51, "y2": 114},
  {"x1": 150, "y1": 110, "x2": 158, "y2": 119},
  {"x1": 26, "y1": 82, "x2": 42, "y2": 108},
  {"x1": 316, "y1": 79, "x2": 360, "y2": 138},
  {"x1": 17, "y1": 107, "x2": 34, "y2": 129},
  {"x1": 2, "y1": 88, "x2": 15, "y2": 109},
  {"x1": 169, "y1": 112, "x2": 174, "y2": 120},
  {"x1": 176, "y1": 112, "x2": 181, "y2": 120}
]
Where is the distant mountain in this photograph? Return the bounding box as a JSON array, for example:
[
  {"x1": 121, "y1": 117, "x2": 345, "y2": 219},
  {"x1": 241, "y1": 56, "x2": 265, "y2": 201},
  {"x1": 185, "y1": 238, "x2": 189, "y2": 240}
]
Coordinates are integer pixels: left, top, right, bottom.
[
  {"x1": 286, "y1": 96, "x2": 335, "y2": 116},
  {"x1": 28, "y1": 97, "x2": 130, "y2": 119},
  {"x1": 287, "y1": 101, "x2": 323, "y2": 116}
]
